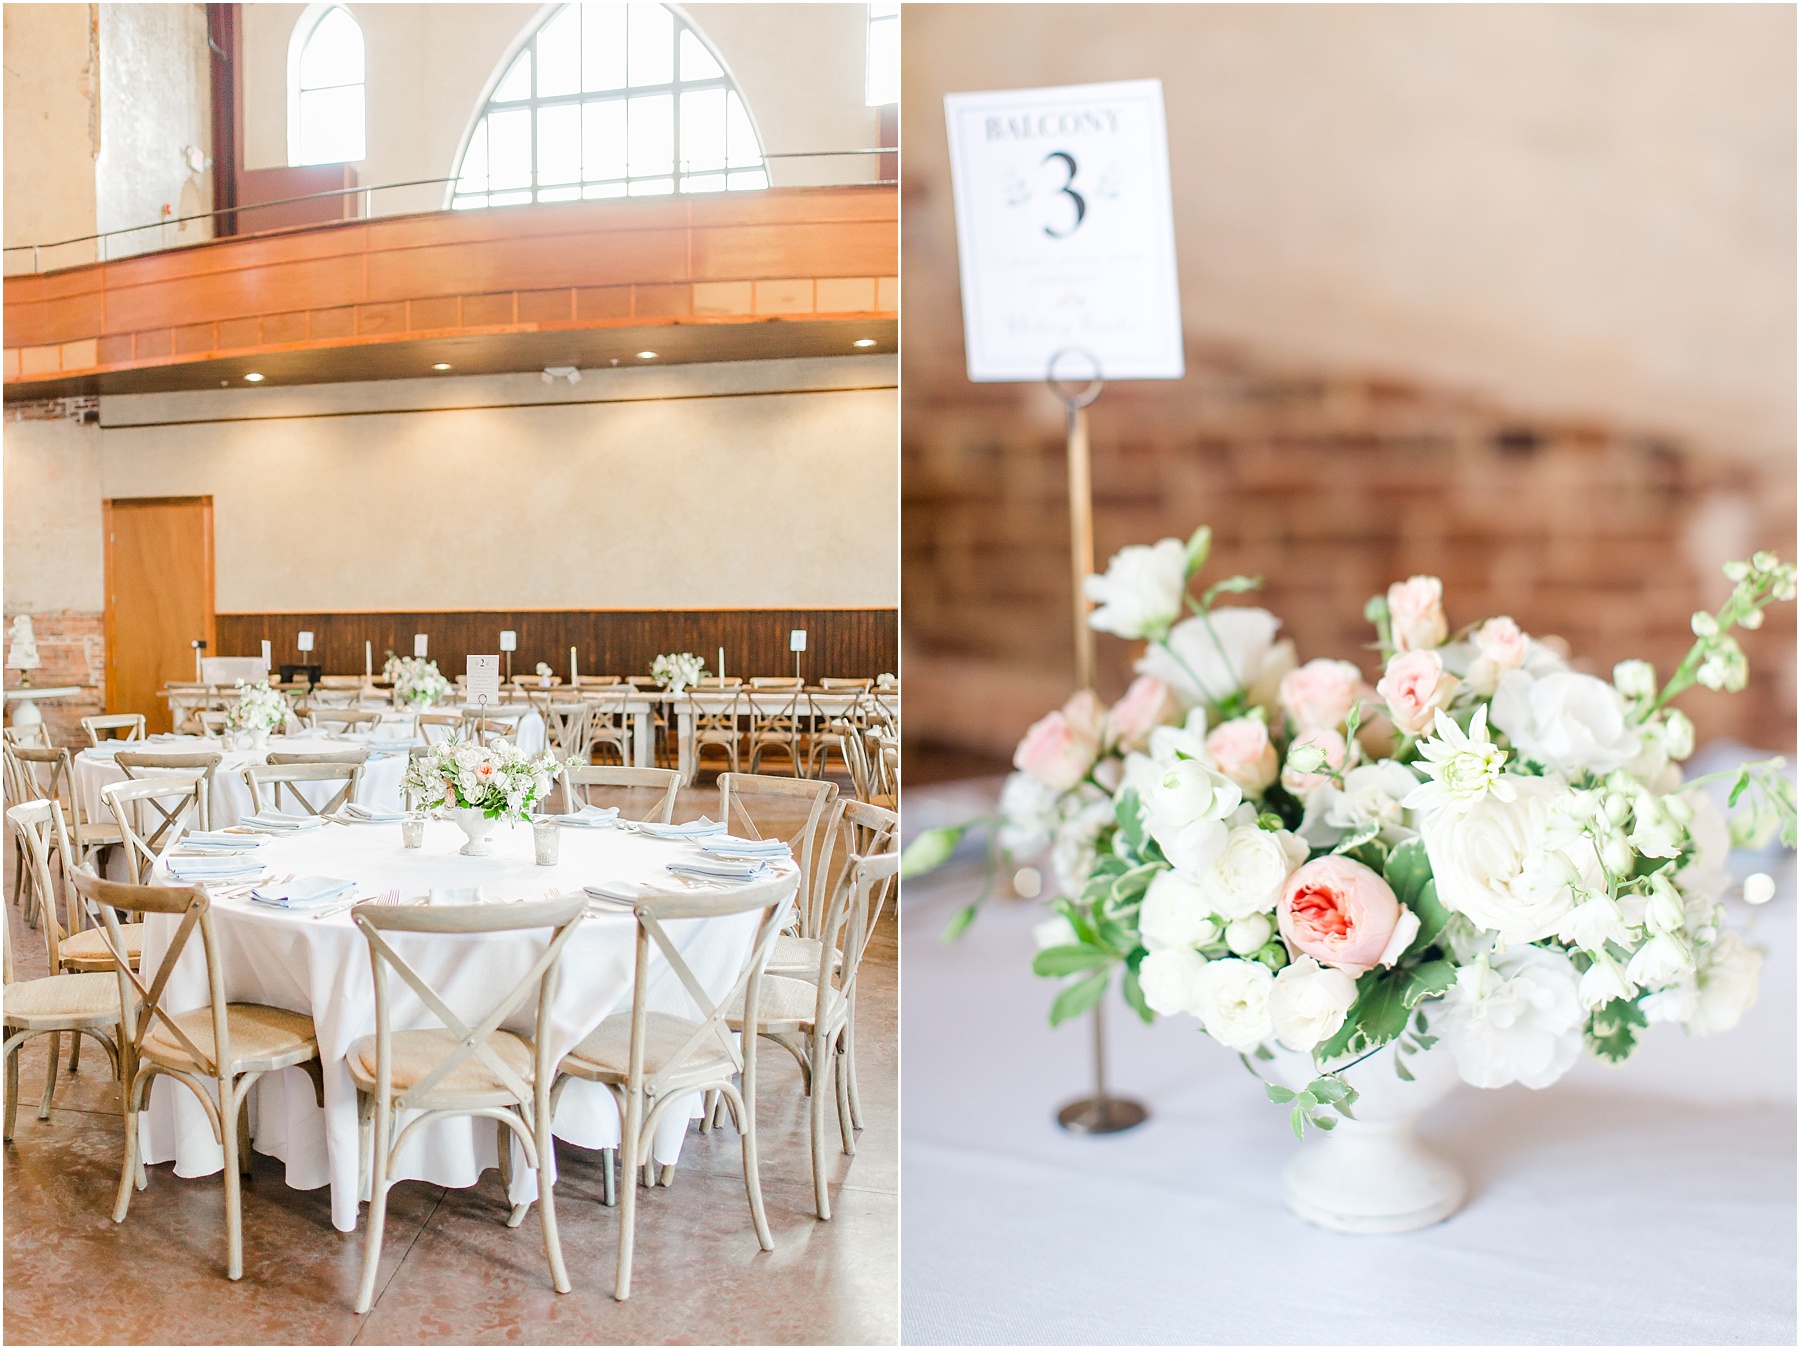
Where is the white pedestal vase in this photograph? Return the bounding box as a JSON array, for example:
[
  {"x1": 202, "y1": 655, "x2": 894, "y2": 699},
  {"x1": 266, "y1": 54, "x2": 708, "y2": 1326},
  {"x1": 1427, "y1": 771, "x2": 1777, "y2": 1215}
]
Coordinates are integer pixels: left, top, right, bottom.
[
  {"x1": 449, "y1": 806, "x2": 499, "y2": 856},
  {"x1": 1267, "y1": 1040, "x2": 1466, "y2": 1234}
]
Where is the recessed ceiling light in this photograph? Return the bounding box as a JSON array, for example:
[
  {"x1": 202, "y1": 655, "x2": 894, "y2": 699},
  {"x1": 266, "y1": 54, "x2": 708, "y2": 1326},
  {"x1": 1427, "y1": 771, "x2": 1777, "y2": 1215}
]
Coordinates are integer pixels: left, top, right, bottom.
[
  {"x1": 636, "y1": 351, "x2": 657, "y2": 360},
  {"x1": 243, "y1": 372, "x2": 264, "y2": 382},
  {"x1": 432, "y1": 362, "x2": 452, "y2": 371},
  {"x1": 853, "y1": 338, "x2": 877, "y2": 348}
]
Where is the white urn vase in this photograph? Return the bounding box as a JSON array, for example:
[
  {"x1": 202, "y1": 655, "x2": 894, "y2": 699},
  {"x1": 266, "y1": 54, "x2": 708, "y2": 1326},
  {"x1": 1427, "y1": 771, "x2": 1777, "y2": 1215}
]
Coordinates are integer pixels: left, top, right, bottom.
[
  {"x1": 448, "y1": 806, "x2": 498, "y2": 856},
  {"x1": 1267, "y1": 1040, "x2": 1465, "y2": 1234}
]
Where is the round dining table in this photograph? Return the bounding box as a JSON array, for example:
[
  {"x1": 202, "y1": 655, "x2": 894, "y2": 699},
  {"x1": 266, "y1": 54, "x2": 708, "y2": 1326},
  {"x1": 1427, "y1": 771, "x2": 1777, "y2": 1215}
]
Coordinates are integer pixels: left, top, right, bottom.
[{"x1": 137, "y1": 816, "x2": 798, "y2": 1231}]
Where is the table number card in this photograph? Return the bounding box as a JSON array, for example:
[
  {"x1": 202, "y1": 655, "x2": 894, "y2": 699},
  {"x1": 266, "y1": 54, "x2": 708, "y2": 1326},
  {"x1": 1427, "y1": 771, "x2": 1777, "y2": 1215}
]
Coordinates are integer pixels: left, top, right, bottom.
[
  {"x1": 466, "y1": 655, "x2": 501, "y2": 704},
  {"x1": 945, "y1": 78, "x2": 1184, "y2": 382}
]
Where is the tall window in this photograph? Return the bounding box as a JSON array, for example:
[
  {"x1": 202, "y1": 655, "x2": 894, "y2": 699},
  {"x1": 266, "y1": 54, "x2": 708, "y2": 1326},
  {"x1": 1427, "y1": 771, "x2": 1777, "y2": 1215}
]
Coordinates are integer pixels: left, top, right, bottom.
[
  {"x1": 291, "y1": 6, "x2": 365, "y2": 165},
  {"x1": 453, "y1": 3, "x2": 766, "y2": 209},
  {"x1": 865, "y1": 1, "x2": 898, "y2": 107}
]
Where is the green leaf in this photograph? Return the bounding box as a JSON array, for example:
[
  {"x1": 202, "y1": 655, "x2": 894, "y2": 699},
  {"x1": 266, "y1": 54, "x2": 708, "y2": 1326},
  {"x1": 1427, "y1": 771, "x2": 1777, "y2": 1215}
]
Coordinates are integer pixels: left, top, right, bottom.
[
  {"x1": 1315, "y1": 961, "x2": 1457, "y2": 1065},
  {"x1": 1340, "y1": 837, "x2": 1391, "y2": 873},
  {"x1": 1292, "y1": 1091, "x2": 1317, "y2": 1112},
  {"x1": 1201, "y1": 575, "x2": 1264, "y2": 610},
  {"x1": 1120, "y1": 963, "x2": 1153, "y2": 1025},
  {"x1": 1031, "y1": 944, "x2": 1113, "y2": 978},
  {"x1": 1394, "y1": 1054, "x2": 1415, "y2": 1082},
  {"x1": 1312, "y1": 1114, "x2": 1338, "y2": 1131},
  {"x1": 1306, "y1": 1076, "x2": 1349, "y2": 1104},
  {"x1": 1331, "y1": 822, "x2": 1381, "y2": 856},
  {"x1": 1586, "y1": 996, "x2": 1648, "y2": 1064},
  {"x1": 1290, "y1": 1104, "x2": 1307, "y2": 1140},
  {"x1": 1405, "y1": 878, "x2": 1452, "y2": 957},
  {"x1": 939, "y1": 904, "x2": 977, "y2": 943},
  {"x1": 1384, "y1": 837, "x2": 1433, "y2": 909},
  {"x1": 1048, "y1": 971, "x2": 1108, "y2": 1027},
  {"x1": 1252, "y1": 1044, "x2": 1275, "y2": 1062},
  {"x1": 1114, "y1": 789, "x2": 1146, "y2": 857},
  {"x1": 901, "y1": 825, "x2": 965, "y2": 878},
  {"x1": 1264, "y1": 1083, "x2": 1296, "y2": 1103}
]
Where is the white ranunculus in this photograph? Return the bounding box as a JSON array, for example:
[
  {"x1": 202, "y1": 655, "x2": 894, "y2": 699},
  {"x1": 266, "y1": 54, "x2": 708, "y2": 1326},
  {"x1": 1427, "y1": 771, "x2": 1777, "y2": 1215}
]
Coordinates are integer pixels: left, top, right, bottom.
[
  {"x1": 1191, "y1": 957, "x2": 1276, "y2": 1050},
  {"x1": 1490, "y1": 670, "x2": 1643, "y2": 775},
  {"x1": 1687, "y1": 930, "x2": 1761, "y2": 1036},
  {"x1": 1193, "y1": 823, "x2": 1300, "y2": 920},
  {"x1": 1085, "y1": 539, "x2": 1190, "y2": 640},
  {"x1": 1137, "y1": 607, "x2": 1284, "y2": 709},
  {"x1": 1267, "y1": 956, "x2": 1357, "y2": 1052},
  {"x1": 1140, "y1": 758, "x2": 1240, "y2": 874},
  {"x1": 1139, "y1": 870, "x2": 1221, "y2": 952},
  {"x1": 1436, "y1": 947, "x2": 1584, "y2": 1090},
  {"x1": 1225, "y1": 912, "x2": 1273, "y2": 956},
  {"x1": 1139, "y1": 947, "x2": 1209, "y2": 1018},
  {"x1": 1421, "y1": 775, "x2": 1602, "y2": 943}
]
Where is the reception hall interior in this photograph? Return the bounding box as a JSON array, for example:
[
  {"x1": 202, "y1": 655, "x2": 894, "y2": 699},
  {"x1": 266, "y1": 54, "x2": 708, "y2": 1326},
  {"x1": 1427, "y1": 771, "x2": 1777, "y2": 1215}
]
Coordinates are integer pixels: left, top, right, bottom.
[
  {"x1": 898, "y1": 5, "x2": 1794, "y2": 1345},
  {"x1": 3, "y1": 2, "x2": 898, "y2": 1342}
]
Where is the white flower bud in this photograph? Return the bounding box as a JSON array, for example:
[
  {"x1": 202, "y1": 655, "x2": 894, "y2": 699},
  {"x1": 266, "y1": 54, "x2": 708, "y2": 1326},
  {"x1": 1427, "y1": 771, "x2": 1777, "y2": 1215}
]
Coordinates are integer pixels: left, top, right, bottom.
[
  {"x1": 1690, "y1": 611, "x2": 1719, "y2": 638},
  {"x1": 1601, "y1": 832, "x2": 1635, "y2": 877},
  {"x1": 1225, "y1": 913, "x2": 1274, "y2": 956},
  {"x1": 1660, "y1": 710, "x2": 1695, "y2": 762},
  {"x1": 1612, "y1": 659, "x2": 1657, "y2": 701},
  {"x1": 1646, "y1": 885, "x2": 1686, "y2": 935},
  {"x1": 1741, "y1": 606, "x2": 1764, "y2": 630},
  {"x1": 1603, "y1": 793, "x2": 1632, "y2": 827},
  {"x1": 1752, "y1": 550, "x2": 1778, "y2": 573},
  {"x1": 1722, "y1": 560, "x2": 1751, "y2": 582},
  {"x1": 1742, "y1": 872, "x2": 1776, "y2": 906},
  {"x1": 1661, "y1": 790, "x2": 1693, "y2": 824}
]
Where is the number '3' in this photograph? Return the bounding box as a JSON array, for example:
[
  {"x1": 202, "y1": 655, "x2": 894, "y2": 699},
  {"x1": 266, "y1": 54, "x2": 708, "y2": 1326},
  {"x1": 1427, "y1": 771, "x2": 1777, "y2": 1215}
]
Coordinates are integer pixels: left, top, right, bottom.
[{"x1": 1041, "y1": 150, "x2": 1086, "y2": 239}]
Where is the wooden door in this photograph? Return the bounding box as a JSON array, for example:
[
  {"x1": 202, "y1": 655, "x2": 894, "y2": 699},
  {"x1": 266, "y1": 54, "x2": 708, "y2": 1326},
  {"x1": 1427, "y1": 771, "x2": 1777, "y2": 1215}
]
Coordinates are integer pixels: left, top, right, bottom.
[{"x1": 105, "y1": 497, "x2": 215, "y2": 733}]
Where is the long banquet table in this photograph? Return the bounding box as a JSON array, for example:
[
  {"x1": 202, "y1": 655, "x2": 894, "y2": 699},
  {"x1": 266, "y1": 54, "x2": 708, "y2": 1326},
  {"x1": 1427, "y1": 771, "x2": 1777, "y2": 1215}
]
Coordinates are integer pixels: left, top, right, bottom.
[{"x1": 138, "y1": 815, "x2": 797, "y2": 1231}]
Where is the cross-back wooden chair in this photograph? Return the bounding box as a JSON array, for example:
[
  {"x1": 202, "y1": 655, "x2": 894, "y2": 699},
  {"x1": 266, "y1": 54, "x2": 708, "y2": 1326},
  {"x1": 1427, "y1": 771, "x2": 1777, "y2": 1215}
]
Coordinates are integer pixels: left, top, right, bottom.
[
  {"x1": 464, "y1": 717, "x2": 520, "y2": 749},
  {"x1": 116, "y1": 752, "x2": 223, "y2": 841},
  {"x1": 685, "y1": 688, "x2": 743, "y2": 779},
  {"x1": 415, "y1": 712, "x2": 464, "y2": 746},
  {"x1": 720, "y1": 850, "x2": 898, "y2": 1221},
  {"x1": 718, "y1": 773, "x2": 836, "y2": 922},
  {"x1": 582, "y1": 689, "x2": 635, "y2": 767},
  {"x1": 101, "y1": 777, "x2": 207, "y2": 882},
  {"x1": 348, "y1": 894, "x2": 585, "y2": 1313},
  {"x1": 267, "y1": 747, "x2": 370, "y2": 768},
  {"x1": 839, "y1": 723, "x2": 878, "y2": 803},
  {"x1": 306, "y1": 707, "x2": 381, "y2": 735},
  {"x1": 542, "y1": 701, "x2": 592, "y2": 763},
  {"x1": 804, "y1": 688, "x2": 868, "y2": 781},
  {"x1": 196, "y1": 709, "x2": 233, "y2": 736},
  {"x1": 243, "y1": 762, "x2": 361, "y2": 817},
  {"x1": 2, "y1": 852, "x2": 122, "y2": 1143},
  {"x1": 82, "y1": 714, "x2": 146, "y2": 746},
  {"x1": 552, "y1": 872, "x2": 796, "y2": 1299},
  {"x1": 10, "y1": 797, "x2": 143, "y2": 977},
  {"x1": 11, "y1": 744, "x2": 126, "y2": 919},
  {"x1": 4, "y1": 799, "x2": 126, "y2": 1123},
  {"x1": 746, "y1": 685, "x2": 807, "y2": 777},
  {"x1": 560, "y1": 766, "x2": 679, "y2": 824},
  {"x1": 695, "y1": 676, "x2": 743, "y2": 690},
  {"x1": 576, "y1": 675, "x2": 622, "y2": 688},
  {"x1": 749, "y1": 676, "x2": 801, "y2": 689},
  {"x1": 75, "y1": 869, "x2": 322, "y2": 1282},
  {"x1": 4, "y1": 723, "x2": 50, "y2": 748}
]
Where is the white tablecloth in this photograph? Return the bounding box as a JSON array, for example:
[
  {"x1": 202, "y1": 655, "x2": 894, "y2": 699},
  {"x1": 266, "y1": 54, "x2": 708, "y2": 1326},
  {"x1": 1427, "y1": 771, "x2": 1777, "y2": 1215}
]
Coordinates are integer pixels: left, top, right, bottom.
[
  {"x1": 900, "y1": 780, "x2": 1796, "y2": 1346},
  {"x1": 138, "y1": 819, "x2": 794, "y2": 1231},
  {"x1": 71, "y1": 735, "x2": 408, "y2": 832}
]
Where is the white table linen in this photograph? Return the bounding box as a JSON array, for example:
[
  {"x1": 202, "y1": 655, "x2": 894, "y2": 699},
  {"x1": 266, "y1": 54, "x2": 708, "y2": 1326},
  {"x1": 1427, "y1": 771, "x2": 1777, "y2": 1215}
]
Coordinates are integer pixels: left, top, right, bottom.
[
  {"x1": 900, "y1": 779, "x2": 1796, "y2": 1346},
  {"x1": 71, "y1": 735, "x2": 407, "y2": 833},
  {"x1": 137, "y1": 817, "x2": 794, "y2": 1231}
]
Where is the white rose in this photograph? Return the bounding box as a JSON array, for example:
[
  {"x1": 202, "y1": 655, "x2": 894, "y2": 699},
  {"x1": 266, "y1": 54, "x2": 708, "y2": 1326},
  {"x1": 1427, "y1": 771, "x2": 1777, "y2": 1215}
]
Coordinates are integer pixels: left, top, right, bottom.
[
  {"x1": 1140, "y1": 758, "x2": 1240, "y2": 874},
  {"x1": 1137, "y1": 607, "x2": 1284, "y2": 709},
  {"x1": 1490, "y1": 670, "x2": 1643, "y2": 775},
  {"x1": 1191, "y1": 957, "x2": 1276, "y2": 1050},
  {"x1": 1139, "y1": 870, "x2": 1221, "y2": 951},
  {"x1": 1139, "y1": 947, "x2": 1209, "y2": 1018},
  {"x1": 1193, "y1": 823, "x2": 1299, "y2": 920},
  {"x1": 1267, "y1": 956, "x2": 1357, "y2": 1053},
  {"x1": 1422, "y1": 775, "x2": 1602, "y2": 943},
  {"x1": 1436, "y1": 947, "x2": 1584, "y2": 1089},
  {"x1": 1687, "y1": 930, "x2": 1761, "y2": 1036},
  {"x1": 1085, "y1": 539, "x2": 1190, "y2": 640}
]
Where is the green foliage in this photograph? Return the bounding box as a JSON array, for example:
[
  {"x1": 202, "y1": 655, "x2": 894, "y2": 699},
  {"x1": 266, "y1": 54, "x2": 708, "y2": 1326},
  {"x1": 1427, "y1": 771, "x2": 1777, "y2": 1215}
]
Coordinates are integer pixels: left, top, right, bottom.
[
  {"x1": 1030, "y1": 944, "x2": 1113, "y2": 978},
  {"x1": 1315, "y1": 960, "x2": 1457, "y2": 1066},
  {"x1": 1265, "y1": 1075, "x2": 1359, "y2": 1137},
  {"x1": 940, "y1": 904, "x2": 977, "y2": 943},
  {"x1": 1383, "y1": 838, "x2": 1452, "y2": 956},
  {"x1": 1200, "y1": 574, "x2": 1264, "y2": 611},
  {"x1": 1121, "y1": 955, "x2": 1153, "y2": 1025},
  {"x1": 1586, "y1": 996, "x2": 1648, "y2": 1064},
  {"x1": 1049, "y1": 970, "x2": 1109, "y2": 1027},
  {"x1": 900, "y1": 824, "x2": 965, "y2": 878}
]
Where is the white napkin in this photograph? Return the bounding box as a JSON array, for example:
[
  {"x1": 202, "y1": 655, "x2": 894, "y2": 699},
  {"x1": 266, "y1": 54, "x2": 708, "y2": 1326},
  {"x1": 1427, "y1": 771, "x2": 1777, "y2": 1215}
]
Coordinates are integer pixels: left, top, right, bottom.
[
  {"x1": 559, "y1": 804, "x2": 621, "y2": 828},
  {"x1": 249, "y1": 876, "x2": 354, "y2": 909},
  {"x1": 426, "y1": 886, "x2": 486, "y2": 906},
  {"x1": 241, "y1": 811, "x2": 328, "y2": 831},
  {"x1": 697, "y1": 835, "x2": 792, "y2": 859},
  {"x1": 667, "y1": 858, "x2": 772, "y2": 883},
  {"x1": 342, "y1": 803, "x2": 409, "y2": 823},
  {"x1": 166, "y1": 857, "x2": 268, "y2": 881},
  {"x1": 637, "y1": 817, "x2": 726, "y2": 839},
  {"x1": 582, "y1": 880, "x2": 658, "y2": 905}
]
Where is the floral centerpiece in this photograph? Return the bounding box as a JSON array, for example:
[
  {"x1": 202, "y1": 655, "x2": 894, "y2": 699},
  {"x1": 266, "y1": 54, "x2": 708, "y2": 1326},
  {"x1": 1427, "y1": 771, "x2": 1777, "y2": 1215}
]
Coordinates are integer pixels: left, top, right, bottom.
[
  {"x1": 651, "y1": 651, "x2": 706, "y2": 693},
  {"x1": 382, "y1": 653, "x2": 451, "y2": 708},
  {"x1": 535, "y1": 661, "x2": 555, "y2": 687},
  {"x1": 908, "y1": 527, "x2": 1794, "y2": 1228},
  {"x1": 224, "y1": 679, "x2": 288, "y2": 741},
  {"x1": 401, "y1": 736, "x2": 566, "y2": 855}
]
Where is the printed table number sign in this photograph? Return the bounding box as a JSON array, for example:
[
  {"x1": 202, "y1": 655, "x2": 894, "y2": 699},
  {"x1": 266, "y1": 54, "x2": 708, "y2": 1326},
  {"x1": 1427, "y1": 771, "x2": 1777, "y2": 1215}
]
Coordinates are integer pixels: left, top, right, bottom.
[
  {"x1": 944, "y1": 79, "x2": 1184, "y2": 383},
  {"x1": 466, "y1": 655, "x2": 501, "y2": 705}
]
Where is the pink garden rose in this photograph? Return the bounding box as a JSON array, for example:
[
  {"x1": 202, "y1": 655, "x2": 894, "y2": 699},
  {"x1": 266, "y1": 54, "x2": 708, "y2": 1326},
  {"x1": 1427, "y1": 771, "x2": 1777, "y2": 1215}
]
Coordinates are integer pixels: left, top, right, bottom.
[
  {"x1": 1376, "y1": 649, "x2": 1460, "y2": 735},
  {"x1": 1280, "y1": 727, "x2": 1348, "y2": 798},
  {"x1": 1388, "y1": 575, "x2": 1449, "y2": 653},
  {"x1": 1014, "y1": 690, "x2": 1105, "y2": 790},
  {"x1": 1278, "y1": 856, "x2": 1404, "y2": 976},
  {"x1": 1279, "y1": 659, "x2": 1363, "y2": 732},
  {"x1": 1106, "y1": 675, "x2": 1182, "y2": 753},
  {"x1": 1466, "y1": 615, "x2": 1528, "y2": 694},
  {"x1": 1205, "y1": 716, "x2": 1279, "y2": 795}
]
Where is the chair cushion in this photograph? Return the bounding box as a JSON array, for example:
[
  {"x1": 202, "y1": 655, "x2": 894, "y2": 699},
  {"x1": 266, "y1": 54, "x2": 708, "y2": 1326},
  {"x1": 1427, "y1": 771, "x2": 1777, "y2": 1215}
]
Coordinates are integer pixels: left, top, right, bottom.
[
  {"x1": 143, "y1": 1003, "x2": 318, "y2": 1073},
  {"x1": 766, "y1": 934, "x2": 841, "y2": 980},
  {"x1": 560, "y1": 1011, "x2": 734, "y2": 1083},
  {"x1": 4, "y1": 972, "x2": 120, "y2": 1027},
  {"x1": 725, "y1": 975, "x2": 841, "y2": 1030},
  {"x1": 348, "y1": 1028, "x2": 535, "y2": 1101},
  {"x1": 58, "y1": 926, "x2": 141, "y2": 972}
]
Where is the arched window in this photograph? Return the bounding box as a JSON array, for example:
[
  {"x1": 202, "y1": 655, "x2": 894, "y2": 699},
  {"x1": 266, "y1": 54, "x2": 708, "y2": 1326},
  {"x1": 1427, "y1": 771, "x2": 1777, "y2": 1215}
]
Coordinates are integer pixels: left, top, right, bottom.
[
  {"x1": 453, "y1": 3, "x2": 766, "y2": 209},
  {"x1": 290, "y1": 6, "x2": 366, "y2": 165}
]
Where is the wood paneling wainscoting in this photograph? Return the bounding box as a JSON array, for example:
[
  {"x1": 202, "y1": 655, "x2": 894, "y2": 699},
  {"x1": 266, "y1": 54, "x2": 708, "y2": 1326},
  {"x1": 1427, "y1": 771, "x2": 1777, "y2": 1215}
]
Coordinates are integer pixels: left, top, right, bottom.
[{"x1": 214, "y1": 610, "x2": 898, "y2": 683}]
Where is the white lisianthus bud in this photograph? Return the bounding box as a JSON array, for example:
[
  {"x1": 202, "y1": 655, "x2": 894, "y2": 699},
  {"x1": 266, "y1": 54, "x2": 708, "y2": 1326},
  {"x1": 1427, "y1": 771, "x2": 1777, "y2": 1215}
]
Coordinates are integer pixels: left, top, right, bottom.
[
  {"x1": 1225, "y1": 913, "x2": 1273, "y2": 956},
  {"x1": 1612, "y1": 659, "x2": 1657, "y2": 701},
  {"x1": 1603, "y1": 794, "x2": 1631, "y2": 827},
  {"x1": 1742, "y1": 872, "x2": 1777, "y2": 906},
  {"x1": 1286, "y1": 742, "x2": 1329, "y2": 776}
]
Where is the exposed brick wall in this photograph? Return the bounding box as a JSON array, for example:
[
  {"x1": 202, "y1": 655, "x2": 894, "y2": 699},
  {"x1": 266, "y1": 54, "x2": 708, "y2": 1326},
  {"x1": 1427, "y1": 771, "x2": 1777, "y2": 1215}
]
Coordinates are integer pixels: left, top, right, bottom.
[
  {"x1": 6, "y1": 396, "x2": 97, "y2": 423},
  {"x1": 2, "y1": 611, "x2": 104, "y2": 748},
  {"x1": 903, "y1": 344, "x2": 1796, "y2": 769}
]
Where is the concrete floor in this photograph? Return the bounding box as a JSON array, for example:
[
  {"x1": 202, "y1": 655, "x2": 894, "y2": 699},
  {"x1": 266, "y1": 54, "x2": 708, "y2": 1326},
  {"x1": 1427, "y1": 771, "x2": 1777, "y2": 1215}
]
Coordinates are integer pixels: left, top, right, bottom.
[{"x1": 2, "y1": 781, "x2": 898, "y2": 1344}]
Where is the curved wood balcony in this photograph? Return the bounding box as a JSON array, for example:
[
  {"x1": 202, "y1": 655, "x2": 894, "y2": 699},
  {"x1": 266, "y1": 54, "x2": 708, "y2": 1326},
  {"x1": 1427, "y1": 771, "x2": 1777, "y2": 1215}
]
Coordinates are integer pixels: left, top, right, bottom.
[{"x1": 4, "y1": 185, "x2": 896, "y2": 398}]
